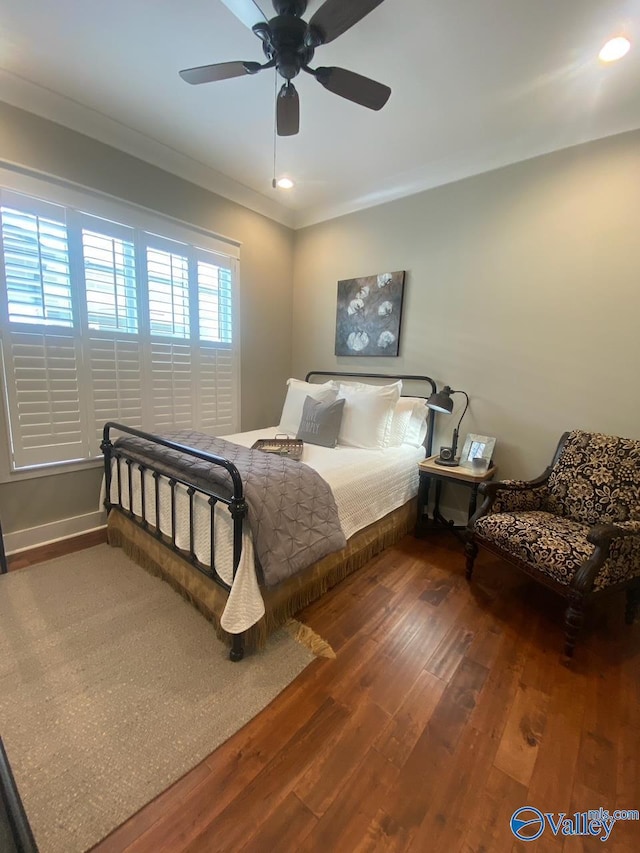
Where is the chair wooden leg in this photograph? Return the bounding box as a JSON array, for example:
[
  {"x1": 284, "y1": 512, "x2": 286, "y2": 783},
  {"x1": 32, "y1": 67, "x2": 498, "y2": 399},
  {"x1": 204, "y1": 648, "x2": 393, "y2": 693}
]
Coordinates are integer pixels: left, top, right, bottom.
[
  {"x1": 464, "y1": 537, "x2": 478, "y2": 581},
  {"x1": 564, "y1": 592, "x2": 585, "y2": 658},
  {"x1": 625, "y1": 583, "x2": 640, "y2": 625}
]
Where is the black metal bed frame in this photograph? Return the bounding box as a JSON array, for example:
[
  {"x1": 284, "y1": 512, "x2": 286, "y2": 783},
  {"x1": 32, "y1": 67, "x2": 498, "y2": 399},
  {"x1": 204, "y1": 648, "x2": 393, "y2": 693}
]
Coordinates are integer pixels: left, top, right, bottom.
[
  {"x1": 101, "y1": 422, "x2": 249, "y2": 661},
  {"x1": 101, "y1": 372, "x2": 437, "y2": 661}
]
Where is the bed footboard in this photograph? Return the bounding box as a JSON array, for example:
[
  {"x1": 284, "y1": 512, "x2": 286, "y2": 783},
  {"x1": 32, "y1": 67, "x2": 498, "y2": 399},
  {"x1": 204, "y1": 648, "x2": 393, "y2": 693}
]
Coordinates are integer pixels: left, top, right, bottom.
[{"x1": 101, "y1": 422, "x2": 248, "y2": 661}]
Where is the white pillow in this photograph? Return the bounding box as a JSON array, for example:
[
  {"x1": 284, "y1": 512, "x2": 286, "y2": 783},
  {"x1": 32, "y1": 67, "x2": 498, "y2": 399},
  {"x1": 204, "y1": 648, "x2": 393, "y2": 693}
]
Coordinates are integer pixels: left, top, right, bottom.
[
  {"x1": 389, "y1": 397, "x2": 429, "y2": 447},
  {"x1": 337, "y1": 381, "x2": 402, "y2": 448},
  {"x1": 404, "y1": 399, "x2": 429, "y2": 447},
  {"x1": 388, "y1": 397, "x2": 418, "y2": 446},
  {"x1": 279, "y1": 378, "x2": 337, "y2": 435},
  {"x1": 331, "y1": 379, "x2": 396, "y2": 393}
]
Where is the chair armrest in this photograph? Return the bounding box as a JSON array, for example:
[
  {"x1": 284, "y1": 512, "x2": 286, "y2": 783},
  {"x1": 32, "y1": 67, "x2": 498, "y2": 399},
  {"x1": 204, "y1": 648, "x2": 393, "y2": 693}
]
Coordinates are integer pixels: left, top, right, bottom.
[
  {"x1": 573, "y1": 521, "x2": 640, "y2": 592},
  {"x1": 470, "y1": 468, "x2": 552, "y2": 525},
  {"x1": 587, "y1": 520, "x2": 640, "y2": 546}
]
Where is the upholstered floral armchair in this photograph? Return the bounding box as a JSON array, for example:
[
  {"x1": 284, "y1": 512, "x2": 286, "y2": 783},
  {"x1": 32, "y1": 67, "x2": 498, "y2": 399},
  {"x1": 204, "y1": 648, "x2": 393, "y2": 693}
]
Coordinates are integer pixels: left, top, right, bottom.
[{"x1": 465, "y1": 430, "x2": 640, "y2": 657}]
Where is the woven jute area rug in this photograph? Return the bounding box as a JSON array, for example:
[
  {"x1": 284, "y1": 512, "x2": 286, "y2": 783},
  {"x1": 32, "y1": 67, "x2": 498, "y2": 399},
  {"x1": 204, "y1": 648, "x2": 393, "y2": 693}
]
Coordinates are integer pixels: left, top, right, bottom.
[{"x1": 0, "y1": 545, "x2": 317, "y2": 853}]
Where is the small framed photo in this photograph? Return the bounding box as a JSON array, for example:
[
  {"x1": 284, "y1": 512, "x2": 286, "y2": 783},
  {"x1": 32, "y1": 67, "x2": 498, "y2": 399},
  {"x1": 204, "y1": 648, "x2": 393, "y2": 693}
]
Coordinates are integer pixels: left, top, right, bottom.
[{"x1": 459, "y1": 434, "x2": 496, "y2": 469}]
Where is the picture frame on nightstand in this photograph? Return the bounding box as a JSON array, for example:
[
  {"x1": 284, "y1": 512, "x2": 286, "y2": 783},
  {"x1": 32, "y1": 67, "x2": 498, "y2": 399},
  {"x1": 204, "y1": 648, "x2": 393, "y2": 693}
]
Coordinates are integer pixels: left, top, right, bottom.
[{"x1": 459, "y1": 434, "x2": 496, "y2": 469}]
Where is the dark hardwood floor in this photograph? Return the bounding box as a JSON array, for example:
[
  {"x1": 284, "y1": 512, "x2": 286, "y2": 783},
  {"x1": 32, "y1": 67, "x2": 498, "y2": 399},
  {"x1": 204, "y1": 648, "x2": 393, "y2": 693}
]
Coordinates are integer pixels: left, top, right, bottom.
[{"x1": 12, "y1": 530, "x2": 640, "y2": 852}]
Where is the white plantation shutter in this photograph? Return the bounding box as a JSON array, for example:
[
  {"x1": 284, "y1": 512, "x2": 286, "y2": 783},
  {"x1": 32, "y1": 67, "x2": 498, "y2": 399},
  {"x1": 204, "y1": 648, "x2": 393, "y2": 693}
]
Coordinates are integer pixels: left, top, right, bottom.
[
  {"x1": 144, "y1": 241, "x2": 237, "y2": 434},
  {"x1": 1, "y1": 330, "x2": 87, "y2": 466},
  {"x1": 86, "y1": 336, "x2": 144, "y2": 454},
  {"x1": 0, "y1": 184, "x2": 240, "y2": 474},
  {"x1": 149, "y1": 340, "x2": 194, "y2": 430},
  {"x1": 145, "y1": 240, "x2": 193, "y2": 431},
  {"x1": 198, "y1": 344, "x2": 234, "y2": 432},
  {"x1": 81, "y1": 222, "x2": 138, "y2": 334},
  {"x1": 78, "y1": 217, "x2": 144, "y2": 454},
  {"x1": 1, "y1": 195, "x2": 73, "y2": 327},
  {"x1": 0, "y1": 196, "x2": 86, "y2": 466},
  {"x1": 197, "y1": 258, "x2": 232, "y2": 343},
  {"x1": 146, "y1": 245, "x2": 190, "y2": 339},
  {"x1": 193, "y1": 250, "x2": 235, "y2": 431}
]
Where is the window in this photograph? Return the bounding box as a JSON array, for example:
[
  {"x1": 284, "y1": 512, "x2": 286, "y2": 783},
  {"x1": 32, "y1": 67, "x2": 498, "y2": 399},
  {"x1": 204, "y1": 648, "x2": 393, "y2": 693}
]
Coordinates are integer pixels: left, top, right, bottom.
[
  {"x1": 82, "y1": 228, "x2": 138, "y2": 334},
  {"x1": 0, "y1": 185, "x2": 239, "y2": 474},
  {"x1": 2, "y1": 201, "x2": 73, "y2": 327}
]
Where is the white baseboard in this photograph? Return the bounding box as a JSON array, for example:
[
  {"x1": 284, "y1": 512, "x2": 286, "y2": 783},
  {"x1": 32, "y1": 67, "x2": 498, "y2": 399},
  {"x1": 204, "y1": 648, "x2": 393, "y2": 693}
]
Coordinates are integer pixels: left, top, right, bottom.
[{"x1": 4, "y1": 510, "x2": 107, "y2": 555}]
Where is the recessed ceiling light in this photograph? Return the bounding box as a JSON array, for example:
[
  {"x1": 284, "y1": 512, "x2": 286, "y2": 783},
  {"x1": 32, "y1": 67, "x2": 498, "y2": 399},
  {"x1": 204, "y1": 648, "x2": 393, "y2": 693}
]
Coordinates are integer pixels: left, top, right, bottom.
[
  {"x1": 275, "y1": 177, "x2": 295, "y2": 190},
  {"x1": 599, "y1": 36, "x2": 631, "y2": 62}
]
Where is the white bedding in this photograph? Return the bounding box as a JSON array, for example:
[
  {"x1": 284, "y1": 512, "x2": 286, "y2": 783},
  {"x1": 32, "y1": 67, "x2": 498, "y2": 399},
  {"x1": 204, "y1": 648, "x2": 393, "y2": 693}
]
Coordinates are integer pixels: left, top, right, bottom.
[{"x1": 109, "y1": 428, "x2": 425, "y2": 633}]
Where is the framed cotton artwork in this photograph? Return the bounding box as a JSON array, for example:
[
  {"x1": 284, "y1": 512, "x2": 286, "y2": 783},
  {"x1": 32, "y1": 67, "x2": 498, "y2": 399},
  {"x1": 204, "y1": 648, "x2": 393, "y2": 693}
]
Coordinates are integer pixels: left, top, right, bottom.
[{"x1": 335, "y1": 270, "x2": 405, "y2": 356}]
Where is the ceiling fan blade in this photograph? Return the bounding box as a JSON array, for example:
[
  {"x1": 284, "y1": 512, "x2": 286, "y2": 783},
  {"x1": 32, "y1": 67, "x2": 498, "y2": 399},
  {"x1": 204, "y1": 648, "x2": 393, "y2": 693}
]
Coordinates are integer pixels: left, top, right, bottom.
[
  {"x1": 219, "y1": 0, "x2": 266, "y2": 29},
  {"x1": 277, "y1": 83, "x2": 300, "y2": 136},
  {"x1": 315, "y1": 67, "x2": 391, "y2": 110},
  {"x1": 308, "y1": 0, "x2": 386, "y2": 45},
  {"x1": 179, "y1": 61, "x2": 260, "y2": 84}
]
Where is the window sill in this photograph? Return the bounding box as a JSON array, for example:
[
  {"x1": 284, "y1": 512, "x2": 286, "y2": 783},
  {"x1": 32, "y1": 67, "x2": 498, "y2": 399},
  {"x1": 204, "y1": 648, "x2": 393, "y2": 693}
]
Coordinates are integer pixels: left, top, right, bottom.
[{"x1": 0, "y1": 457, "x2": 104, "y2": 486}]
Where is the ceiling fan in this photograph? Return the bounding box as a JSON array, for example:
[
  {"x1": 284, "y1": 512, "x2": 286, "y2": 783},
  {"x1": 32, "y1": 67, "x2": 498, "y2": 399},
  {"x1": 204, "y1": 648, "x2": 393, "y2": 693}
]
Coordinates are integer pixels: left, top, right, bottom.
[{"x1": 179, "y1": 0, "x2": 391, "y2": 136}]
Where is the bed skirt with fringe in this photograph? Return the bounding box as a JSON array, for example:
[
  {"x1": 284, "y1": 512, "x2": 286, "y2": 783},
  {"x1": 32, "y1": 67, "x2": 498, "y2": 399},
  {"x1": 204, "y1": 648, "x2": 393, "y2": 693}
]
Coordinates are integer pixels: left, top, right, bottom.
[{"x1": 107, "y1": 497, "x2": 417, "y2": 652}]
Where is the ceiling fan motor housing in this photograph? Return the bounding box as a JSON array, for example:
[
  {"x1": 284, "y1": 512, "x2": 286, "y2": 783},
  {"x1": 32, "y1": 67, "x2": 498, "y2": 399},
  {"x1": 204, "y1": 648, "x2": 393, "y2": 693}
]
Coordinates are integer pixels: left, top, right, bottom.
[
  {"x1": 272, "y1": 0, "x2": 307, "y2": 15},
  {"x1": 257, "y1": 13, "x2": 315, "y2": 80}
]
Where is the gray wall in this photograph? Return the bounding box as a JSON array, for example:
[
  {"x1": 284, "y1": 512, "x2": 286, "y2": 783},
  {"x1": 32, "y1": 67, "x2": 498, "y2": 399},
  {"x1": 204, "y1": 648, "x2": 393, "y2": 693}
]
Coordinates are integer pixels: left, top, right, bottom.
[
  {"x1": 3, "y1": 101, "x2": 639, "y2": 536},
  {"x1": 292, "y1": 130, "x2": 640, "y2": 494},
  {"x1": 0, "y1": 102, "x2": 294, "y2": 534}
]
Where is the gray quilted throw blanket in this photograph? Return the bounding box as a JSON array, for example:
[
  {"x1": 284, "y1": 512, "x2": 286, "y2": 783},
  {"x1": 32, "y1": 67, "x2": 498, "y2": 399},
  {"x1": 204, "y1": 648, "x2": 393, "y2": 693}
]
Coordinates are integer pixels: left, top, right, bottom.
[{"x1": 114, "y1": 430, "x2": 347, "y2": 586}]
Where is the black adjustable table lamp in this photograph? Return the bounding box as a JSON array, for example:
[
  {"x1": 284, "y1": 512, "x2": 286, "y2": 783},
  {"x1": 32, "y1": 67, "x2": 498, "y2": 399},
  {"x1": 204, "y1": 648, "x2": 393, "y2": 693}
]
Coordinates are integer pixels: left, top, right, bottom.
[{"x1": 426, "y1": 385, "x2": 469, "y2": 466}]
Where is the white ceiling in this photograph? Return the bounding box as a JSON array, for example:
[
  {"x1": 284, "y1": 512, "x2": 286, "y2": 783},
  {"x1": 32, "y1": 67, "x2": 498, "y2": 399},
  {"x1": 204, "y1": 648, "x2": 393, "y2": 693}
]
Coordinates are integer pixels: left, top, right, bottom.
[{"x1": 1, "y1": 0, "x2": 639, "y2": 228}]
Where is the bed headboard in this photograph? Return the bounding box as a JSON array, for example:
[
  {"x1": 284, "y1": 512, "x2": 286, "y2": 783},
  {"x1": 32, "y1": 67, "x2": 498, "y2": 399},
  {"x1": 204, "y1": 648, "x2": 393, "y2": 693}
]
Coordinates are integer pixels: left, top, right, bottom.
[{"x1": 305, "y1": 371, "x2": 437, "y2": 457}]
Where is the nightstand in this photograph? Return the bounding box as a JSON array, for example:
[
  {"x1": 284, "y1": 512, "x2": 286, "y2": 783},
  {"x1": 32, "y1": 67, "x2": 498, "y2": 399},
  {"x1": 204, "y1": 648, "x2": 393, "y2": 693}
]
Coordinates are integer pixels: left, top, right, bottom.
[{"x1": 416, "y1": 454, "x2": 497, "y2": 537}]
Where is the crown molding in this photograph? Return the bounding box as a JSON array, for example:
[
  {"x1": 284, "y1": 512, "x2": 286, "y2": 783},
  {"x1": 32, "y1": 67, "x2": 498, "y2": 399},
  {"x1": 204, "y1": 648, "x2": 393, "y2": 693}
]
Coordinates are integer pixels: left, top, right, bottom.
[
  {"x1": 293, "y1": 123, "x2": 640, "y2": 229},
  {"x1": 0, "y1": 69, "x2": 297, "y2": 229}
]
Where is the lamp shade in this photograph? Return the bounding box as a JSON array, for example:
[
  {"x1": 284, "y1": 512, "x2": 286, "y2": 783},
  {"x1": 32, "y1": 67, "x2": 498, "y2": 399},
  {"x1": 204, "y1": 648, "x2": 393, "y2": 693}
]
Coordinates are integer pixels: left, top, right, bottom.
[{"x1": 426, "y1": 386, "x2": 454, "y2": 414}]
